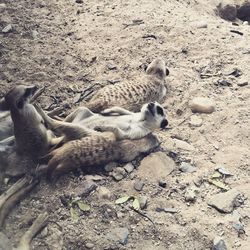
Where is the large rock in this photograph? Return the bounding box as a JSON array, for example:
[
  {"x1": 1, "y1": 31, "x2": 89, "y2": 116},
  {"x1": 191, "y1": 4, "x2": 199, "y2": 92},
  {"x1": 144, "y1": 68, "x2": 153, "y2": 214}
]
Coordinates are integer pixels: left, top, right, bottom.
[
  {"x1": 212, "y1": 237, "x2": 227, "y2": 250},
  {"x1": 208, "y1": 189, "x2": 241, "y2": 213},
  {"x1": 216, "y1": 1, "x2": 237, "y2": 21},
  {"x1": 137, "y1": 152, "x2": 176, "y2": 181},
  {"x1": 106, "y1": 227, "x2": 129, "y2": 245},
  {"x1": 189, "y1": 97, "x2": 215, "y2": 114}
]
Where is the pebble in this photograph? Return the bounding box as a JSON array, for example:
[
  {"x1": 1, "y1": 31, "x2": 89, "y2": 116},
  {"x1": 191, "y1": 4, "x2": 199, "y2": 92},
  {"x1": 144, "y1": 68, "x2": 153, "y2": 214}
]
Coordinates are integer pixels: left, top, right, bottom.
[
  {"x1": 106, "y1": 227, "x2": 129, "y2": 245},
  {"x1": 179, "y1": 162, "x2": 196, "y2": 173},
  {"x1": 208, "y1": 189, "x2": 241, "y2": 213},
  {"x1": 139, "y1": 196, "x2": 148, "y2": 209},
  {"x1": 111, "y1": 167, "x2": 126, "y2": 181},
  {"x1": 2, "y1": 24, "x2": 12, "y2": 33},
  {"x1": 97, "y1": 186, "x2": 111, "y2": 200},
  {"x1": 173, "y1": 139, "x2": 195, "y2": 151},
  {"x1": 0, "y1": 3, "x2": 7, "y2": 10},
  {"x1": 243, "y1": 21, "x2": 249, "y2": 26},
  {"x1": 159, "y1": 180, "x2": 167, "y2": 188},
  {"x1": 76, "y1": 0, "x2": 83, "y2": 3},
  {"x1": 107, "y1": 63, "x2": 117, "y2": 70},
  {"x1": 76, "y1": 180, "x2": 97, "y2": 197},
  {"x1": 189, "y1": 97, "x2": 215, "y2": 114},
  {"x1": 134, "y1": 180, "x2": 144, "y2": 191},
  {"x1": 185, "y1": 186, "x2": 198, "y2": 202},
  {"x1": 189, "y1": 115, "x2": 203, "y2": 127},
  {"x1": 212, "y1": 236, "x2": 227, "y2": 250},
  {"x1": 85, "y1": 243, "x2": 94, "y2": 249},
  {"x1": 194, "y1": 21, "x2": 208, "y2": 28},
  {"x1": 105, "y1": 162, "x2": 117, "y2": 172},
  {"x1": 123, "y1": 163, "x2": 134, "y2": 173}
]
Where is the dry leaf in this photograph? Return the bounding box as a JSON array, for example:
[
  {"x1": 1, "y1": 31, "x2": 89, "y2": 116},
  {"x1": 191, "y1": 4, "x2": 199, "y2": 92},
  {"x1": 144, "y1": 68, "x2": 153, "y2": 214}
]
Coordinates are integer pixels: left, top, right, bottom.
[
  {"x1": 77, "y1": 201, "x2": 91, "y2": 211},
  {"x1": 208, "y1": 179, "x2": 230, "y2": 191},
  {"x1": 132, "y1": 198, "x2": 140, "y2": 210},
  {"x1": 115, "y1": 196, "x2": 130, "y2": 204},
  {"x1": 70, "y1": 207, "x2": 79, "y2": 222}
]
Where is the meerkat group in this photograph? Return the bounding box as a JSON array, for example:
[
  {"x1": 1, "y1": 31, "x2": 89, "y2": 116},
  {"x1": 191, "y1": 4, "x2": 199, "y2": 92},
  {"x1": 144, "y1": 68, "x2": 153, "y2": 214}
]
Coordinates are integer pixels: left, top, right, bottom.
[{"x1": 0, "y1": 58, "x2": 169, "y2": 180}]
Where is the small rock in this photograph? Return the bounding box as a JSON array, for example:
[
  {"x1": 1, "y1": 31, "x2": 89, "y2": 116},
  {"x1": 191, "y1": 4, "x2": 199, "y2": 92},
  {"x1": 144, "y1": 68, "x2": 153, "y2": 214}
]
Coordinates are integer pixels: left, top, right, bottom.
[
  {"x1": 106, "y1": 227, "x2": 129, "y2": 245},
  {"x1": 76, "y1": 180, "x2": 97, "y2": 197},
  {"x1": 208, "y1": 189, "x2": 241, "y2": 213},
  {"x1": 216, "y1": 167, "x2": 232, "y2": 177},
  {"x1": 237, "y1": 81, "x2": 248, "y2": 87},
  {"x1": 185, "y1": 186, "x2": 198, "y2": 202},
  {"x1": 123, "y1": 163, "x2": 134, "y2": 173},
  {"x1": 107, "y1": 63, "x2": 117, "y2": 70},
  {"x1": 189, "y1": 97, "x2": 215, "y2": 114},
  {"x1": 159, "y1": 180, "x2": 167, "y2": 188},
  {"x1": 139, "y1": 196, "x2": 148, "y2": 209},
  {"x1": 217, "y1": 79, "x2": 232, "y2": 86},
  {"x1": 189, "y1": 115, "x2": 202, "y2": 127},
  {"x1": 85, "y1": 243, "x2": 94, "y2": 249},
  {"x1": 194, "y1": 21, "x2": 208, "y2": 28},
  {"x1": 0, "y1": 3, "x2": 7, "y2": 11},
  {"x1": 97, "y1": 186, "x2": 111, "y2": 200},
  {"x1": 212, "y1": 236, "x2": 227, "y2": 250},
  {"x1": 243, "y1": 21, "x2": 249, "y2": 25},
  {"x1": 217, "y1": 2, "x2": 237, "y2": 21},
  {"x1": 134, "y1": 180, "x2": 144, "y2": 191},
  {"x1": 111, "y1": 167, "x2": 126, "y2": 181},
  {"x1": 105, "y1": 162, "x2": 117, "y2": 172},
  {"x1": 85, "y1": 175, "x2": 103, "y2": 181},
  {"x1": 2, "y1": 24, "x2": 12, "y2": 33},
  {"x1": 233, "y1": 222, "x2": 245, "y2": 234},
  {"x1": 76, "y1": 0, "x2": 83, "y2": 3},
  {"x1": 179, "y1": 162, "x2": 196, "y2": 173},
  {"x1": 137, "y1": 152, "x2": 176, "y2": 181},
  {"x1": 32, "y1": 30, "x2": 39, "y2": 39},
  {"x1": 173, "y1": 139, "x2": 195, "y2": 151}
]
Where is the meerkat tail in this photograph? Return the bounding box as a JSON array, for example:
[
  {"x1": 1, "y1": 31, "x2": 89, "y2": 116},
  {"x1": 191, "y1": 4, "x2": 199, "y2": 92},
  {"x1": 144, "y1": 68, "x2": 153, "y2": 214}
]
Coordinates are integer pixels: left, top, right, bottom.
[{"x1": 146, "y1": 58, "x2": 168, "y2": 80}]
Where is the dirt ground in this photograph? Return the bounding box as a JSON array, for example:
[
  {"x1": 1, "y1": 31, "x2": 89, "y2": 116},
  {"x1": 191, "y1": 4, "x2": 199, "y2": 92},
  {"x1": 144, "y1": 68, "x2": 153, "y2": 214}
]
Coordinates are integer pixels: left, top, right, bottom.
[{"x1": 0, "y1": 0, "x2": 250, "y2": 249}]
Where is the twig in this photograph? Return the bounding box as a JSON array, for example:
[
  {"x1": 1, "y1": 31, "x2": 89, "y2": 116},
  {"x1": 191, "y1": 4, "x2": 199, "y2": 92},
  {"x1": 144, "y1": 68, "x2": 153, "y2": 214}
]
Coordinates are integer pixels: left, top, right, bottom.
[
  {"x1": 123, "y1": 20, "x2": 144, "y2": 29},
  {"x1": 0, "y1": 178, "x2": 39, "y2": 228},
  {"x1": 17, "y1": 212, "x2": 49, "y2": 250},
  {"x1": 131, "y1": 207, "x2": 156, "y2": 228},
  {"x1": 47, "y1": 107, "x2": 64, "y2": 117},
  {"x1": 30, "y1": 86, "x2": 46, "y2": 103}
]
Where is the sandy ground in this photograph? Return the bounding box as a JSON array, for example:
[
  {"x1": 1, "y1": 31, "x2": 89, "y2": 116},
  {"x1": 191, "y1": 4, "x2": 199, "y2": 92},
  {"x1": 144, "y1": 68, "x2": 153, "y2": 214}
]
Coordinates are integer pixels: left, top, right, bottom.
[{"x1": 0, "y1": 0, "x2": 250, "y2": 249}]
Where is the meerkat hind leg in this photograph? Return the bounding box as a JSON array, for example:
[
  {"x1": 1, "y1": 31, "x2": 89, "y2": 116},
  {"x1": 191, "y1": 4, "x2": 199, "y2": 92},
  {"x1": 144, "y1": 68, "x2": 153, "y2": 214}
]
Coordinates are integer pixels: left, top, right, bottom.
[{"x1": 64, "y1": 107, "x2": 94, "y2": 123}]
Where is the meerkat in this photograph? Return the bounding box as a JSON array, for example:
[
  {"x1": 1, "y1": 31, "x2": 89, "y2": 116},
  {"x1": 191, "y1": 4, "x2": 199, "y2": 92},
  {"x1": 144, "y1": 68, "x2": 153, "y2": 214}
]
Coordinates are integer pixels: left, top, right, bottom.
[
  {"x1": 35, "y1": 101, "x2": 168, "y2": 141},
  {"x1": 4, "y1": 85, "x2": 62, "y2": 160},
  {"x1": 85, "y1": 58, "x2": 169, "y2": 112},
  {"x1": 0, "y1": 97, "x2": 13, "y2": 141},
  {"x1": 47, "y1": 131, "x2": 159, "y2": 179}
]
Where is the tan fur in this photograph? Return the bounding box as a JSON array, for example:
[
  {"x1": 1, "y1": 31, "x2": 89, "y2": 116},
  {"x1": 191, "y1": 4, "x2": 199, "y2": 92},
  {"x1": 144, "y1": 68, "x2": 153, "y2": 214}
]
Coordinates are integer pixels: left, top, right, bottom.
[
  {"x1": 86, "y1": 58, "x2": 169, "y2": 112},
  {"x1": 4, "y1": 85, "x2": 61, "y2": 160},
  {"x1": 47, "y1": 133, "x2": 159, "y2": 179}
]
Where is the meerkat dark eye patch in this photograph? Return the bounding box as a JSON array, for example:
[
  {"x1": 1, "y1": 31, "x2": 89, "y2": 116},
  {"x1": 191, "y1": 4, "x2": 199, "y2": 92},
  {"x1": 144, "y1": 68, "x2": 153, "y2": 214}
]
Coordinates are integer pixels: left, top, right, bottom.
[
  {"x1": 147, "y1": 102, "x2": 155, "y2": 116},
  {"x1": 156, "y1": 106, "x2": 164, "y2": 116},
  {"x1": 165, "y1": 68, "x2": 170, "y2": 76},
  {"x1": 16, "y1": 99, "x2": 24, "y2": 109}
]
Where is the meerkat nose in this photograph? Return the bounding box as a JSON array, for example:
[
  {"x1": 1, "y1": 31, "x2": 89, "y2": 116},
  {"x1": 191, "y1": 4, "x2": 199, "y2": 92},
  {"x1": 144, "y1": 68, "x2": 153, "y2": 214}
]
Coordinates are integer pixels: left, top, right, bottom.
[{"x1": 160, "y1": 119, "x2": 168, "y2": 129}]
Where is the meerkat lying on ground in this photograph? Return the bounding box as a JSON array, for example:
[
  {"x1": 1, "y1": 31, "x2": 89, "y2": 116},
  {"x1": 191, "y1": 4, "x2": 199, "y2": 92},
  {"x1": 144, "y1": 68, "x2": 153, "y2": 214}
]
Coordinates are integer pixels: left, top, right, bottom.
[
  {"x1": 85, "y1": 58, "x2": 169, "y2": 112},
  {"x1": 36, "y1": 102, "x2": 168, "y2": 141}
]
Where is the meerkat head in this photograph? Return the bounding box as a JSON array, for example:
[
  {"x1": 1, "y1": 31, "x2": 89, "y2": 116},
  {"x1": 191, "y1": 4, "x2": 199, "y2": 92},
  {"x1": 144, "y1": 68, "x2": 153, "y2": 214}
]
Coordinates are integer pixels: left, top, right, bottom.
[
  {"x1": 141, "y1": 102, "x2": 168, "y2": 130},
  {"x1": 4, "y1": 85, "x2": 38, "y2": 110},
  {"x1": 146, "y1": 58, "x2": 169, "y2": 80}
]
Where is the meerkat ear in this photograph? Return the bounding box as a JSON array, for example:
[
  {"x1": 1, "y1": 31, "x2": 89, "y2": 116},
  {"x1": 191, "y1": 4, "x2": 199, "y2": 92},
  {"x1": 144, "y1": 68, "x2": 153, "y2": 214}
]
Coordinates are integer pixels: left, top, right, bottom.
[
  {"x1": 0, "y1": 97, "x2": 9, "y2": 111},
  {"x1": 23, "y1": 85, "x2": 37, "y2": 98},
  {"x1": 165, "y1": 68, "x2": 170, "y2": 76}
]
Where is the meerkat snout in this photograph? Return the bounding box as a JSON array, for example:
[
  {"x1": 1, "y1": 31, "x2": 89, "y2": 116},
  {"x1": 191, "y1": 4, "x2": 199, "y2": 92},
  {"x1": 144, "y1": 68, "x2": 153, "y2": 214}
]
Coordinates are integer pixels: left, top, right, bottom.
[
  {"x1": 5, "y1": 85, "x2": 38, "y2": 109},
  {"x1": 146, "y1": 58, "x2": 169, "y2": 80},
  {"x1": 160, "y1": 119, "x2": 168, "y2": 129}
]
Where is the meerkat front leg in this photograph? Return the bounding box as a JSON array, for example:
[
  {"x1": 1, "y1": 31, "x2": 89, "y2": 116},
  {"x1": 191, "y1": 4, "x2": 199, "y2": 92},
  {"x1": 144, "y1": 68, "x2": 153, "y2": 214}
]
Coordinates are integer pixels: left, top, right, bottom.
[
  {"x1": 101, "y1": 107, "x2": 134, "y2": 116},
  {"x1": 64, "y1": 107, "x2": 94, "y2": 123}
]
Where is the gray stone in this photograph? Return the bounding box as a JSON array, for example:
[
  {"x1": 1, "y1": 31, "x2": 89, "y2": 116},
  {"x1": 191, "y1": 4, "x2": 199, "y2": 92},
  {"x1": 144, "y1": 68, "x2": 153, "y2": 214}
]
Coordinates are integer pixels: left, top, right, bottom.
[
  {"x1": 189, "y1": 115, "x2": 203, "y2": 127},
  {"x1": 124, "y1": 163, "x2": 134, "y2": 173},
  {"x1": 105, "y1": 162, "x2": 117, "y2": 172},
  {"x1": 85, "y1": 242, "x2": 94, "y2": 249},
  {"x1": 208, "y1": 189, "x2": 241, "y2": 213},
  {"x1": 111, "y1": 167, "x2": 126, "y2": 181},
  {"x1": 139, "y1": 196, "x2": 148, "y2": 209},
  {"x1": 106, "y1": 227, "x2": 129, "y2": 245},
  {"x1": 137, "y1": 152, "x2": 176, "y2": 181},
  {"x1": 217, "y1": 2, "x2": 237, "y2": 21},
  {"x1": 76, "y1": 180, "x2": 97, "y2": 197},
  {"x1": 2, "y1": 24, "x2": 12, "y2": 33},
  {"x1": 134, "y1": 180, "x2": 144, "y2": 191},
  {"x1": 0, "y1": 232, "x2": 12, "y2": 250},
  {"x1": 212, "y1": 237, "x2": 227, "y2": 250},
  {"x1": 189, "y1": 97, "x2": 215, "y2": 114},
  {"x1": 107, "y1": 63, "x2": 117, "y2": 70},
  {"x1": 179, "y1": 162, "x2": 196, "y2": 173},
  {"x1": 237, "y1": 81, "x2": 248, "y2": 87}
]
